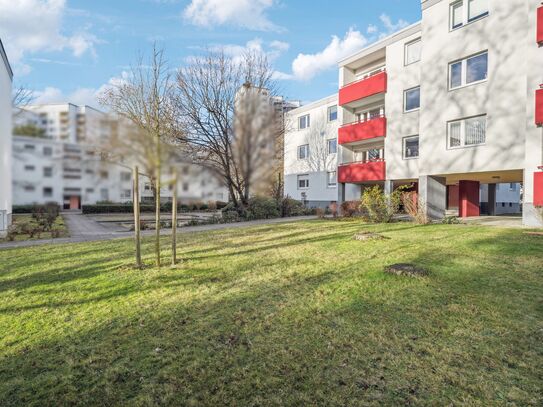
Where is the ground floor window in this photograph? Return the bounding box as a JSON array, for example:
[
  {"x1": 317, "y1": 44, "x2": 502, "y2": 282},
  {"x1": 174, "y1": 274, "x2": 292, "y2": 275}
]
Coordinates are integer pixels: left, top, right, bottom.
[
  {"x1": 327, "y1": 171, "x2": 337, "y2": 187},
  {"x1": 403, "y1": 135, "x2": 419, "y2": 159},
  {"x1": 297, "y1": 174, "x2": 309, "y2": 189},
  {"x1": 448, "y1": 115, "x2": 486, "y2": 148}
]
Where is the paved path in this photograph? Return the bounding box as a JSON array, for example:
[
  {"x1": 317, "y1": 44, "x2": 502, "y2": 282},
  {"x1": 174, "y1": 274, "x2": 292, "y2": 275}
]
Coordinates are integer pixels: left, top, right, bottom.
[{"x1": 0, "y1": 214, "x2": 317, "y2": 250}]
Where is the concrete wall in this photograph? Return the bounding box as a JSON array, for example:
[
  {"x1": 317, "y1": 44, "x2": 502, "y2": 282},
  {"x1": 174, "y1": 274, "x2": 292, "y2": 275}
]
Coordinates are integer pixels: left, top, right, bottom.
[{"x1": 0, "y1": 40, "x2": 12, "y2": 236}]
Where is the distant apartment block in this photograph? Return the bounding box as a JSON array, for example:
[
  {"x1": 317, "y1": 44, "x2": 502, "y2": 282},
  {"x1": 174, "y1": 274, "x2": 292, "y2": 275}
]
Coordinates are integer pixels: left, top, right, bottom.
[
  {"x1": 0, "y1": 38, "x2": 13, "y2": 236},
  {"x1": 285, "y1": 0, "x2": 543, "y2": 226},
  {"x1": 13, "y1": 104, "x2": 228, "y2": 209}
]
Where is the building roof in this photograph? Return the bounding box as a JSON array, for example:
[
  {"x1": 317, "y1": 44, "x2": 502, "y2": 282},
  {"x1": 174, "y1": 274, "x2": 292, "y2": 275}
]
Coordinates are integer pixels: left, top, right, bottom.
[
  {"x1": 0, "y1": 38, "x2": 13, "y2": 81},
  {"x1": 285, "y1": 93, "x2": 337, "y2": 116},
  {"x1": 338, "y1": 21, "x2": 422, "y2": 68}
]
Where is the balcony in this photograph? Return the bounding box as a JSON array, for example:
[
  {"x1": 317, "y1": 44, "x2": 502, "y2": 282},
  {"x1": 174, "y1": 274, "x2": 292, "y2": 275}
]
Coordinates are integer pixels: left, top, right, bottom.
[
  {"x1": 535, "y1": 171, "x2": 543, "y2": 206},
  {"x1": 338, "y1": 116, "x2": 386, "y2": 145},
  {"x1": 338, "y1": 160, "x2": 386, "y2": 183},
  {"x1": 536, "y1": 87, "x2": 543, "y2": 126},
  {"x1": 339, "y1": 71, "x2": 387, "y2": 107},
  {"x1": 538, "y1": 6, "x2": 543, "y2": 45}
]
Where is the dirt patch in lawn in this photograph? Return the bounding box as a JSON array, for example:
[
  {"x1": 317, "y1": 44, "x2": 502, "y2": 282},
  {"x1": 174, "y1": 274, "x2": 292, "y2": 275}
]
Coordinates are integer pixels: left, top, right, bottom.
[{"x1": 384, "y1": 263, "x2": 429, "y2": 278}]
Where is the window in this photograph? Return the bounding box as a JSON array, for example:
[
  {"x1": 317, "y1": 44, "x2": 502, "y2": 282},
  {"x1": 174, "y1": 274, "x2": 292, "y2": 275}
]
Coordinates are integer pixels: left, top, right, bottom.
[
  {"x1": 298, "y1": 114, "x2": 310, "y2": 129},
  {"x1": 24, "y1": 144, "x2": 35, "y2": 151},
  {"x1": 327, "y1": 139, "x2": 337, "y2": 154},
  {"x1": 405, "y1": 39, "x2": 421, "y2": 65},
  {"x1": 100, "y1": 188, "x2": 109, "y2": 201},
  {"x1": 450, "y1": 0, "x2": 488, "y2": 30},
  {"x1": 85, "y1": 169, "x2": 94, "y2": 175},
  {"x1": 448, "y1": 115, "x2": 486, "y2": 148},
  {"x1": 404, "y1": 87, "x2": 420, "y2": 112},
  {"x1": 449, "y1": 51, "x2": 487, "y2": 89},
  {"x1": 298, "y1": 144, "x2": 309, "y2": 160},
  {"x1": 43, "y1": 187, "x2": 53, "y2": 198},
  {"x1": 24, "y1": 165, "x2": 35, "y2": 171},
  {"x1": 366, "y1": 149, "x2": 381, "y2": 161},
  {"x1": 509, "y1": 183, "x2": 516, "y2": 191},
  {"x1": 121, "y1": 189, "x2": 131, "y2": 200},
  {"x1": 328, "y1": 105, "x2": 338, "y2": 122},
  {"x1": 86, "y1": 188, "x2": 94, "y2": 193},
  {"x1": 100, "y1": 170, "x2": 108, "y2": 179},
  {"x1": 24, "y1": 185, "x2": 35, "y2": 192},
  {"x1": 43, "y1": 146, "x2": 52, "y2": 156},
  {"x1": 297, "y1": 174, "x2": 309, "y2": 189},
  {"x1": 403, "y1": 136, "x2": 420, "y2": 159},
  {"x1": 120, "y1": 172, "x2": 131, "y2": 182},
  {"x1": 183, "y1": 183, "x2": 189, "y2": 192},
  {"x1": 43, "y1": 167, "x2": 53, "y2": 177},
  {"x1": 327, "y1": 171, "x2": 337, "y2": 187}
]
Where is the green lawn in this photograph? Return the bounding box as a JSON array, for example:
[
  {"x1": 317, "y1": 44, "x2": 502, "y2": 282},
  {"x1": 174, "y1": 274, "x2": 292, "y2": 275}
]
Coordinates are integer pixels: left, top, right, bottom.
[{"x1": 1, "y1": 220, "x2": 542, "y2": 406}]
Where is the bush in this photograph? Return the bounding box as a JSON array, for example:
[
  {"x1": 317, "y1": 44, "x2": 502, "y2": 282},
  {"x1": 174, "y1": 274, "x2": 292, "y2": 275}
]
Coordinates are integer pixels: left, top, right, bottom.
[
  {"x1": 222, "y1": 211, "x2": 240, "y2": 223},
  {"x1": 316, "y1": 208, "x2": 326, "y2": 219},
  {"x1": 50, "y1": 217, "x2": 66, "y2": 238},
  {"x1": 32, "y1": 202, "x2": 59, "y2": 230},
  {"x1": 341, "y1": 201, "x2": 362, "y2": 218},
  {"x1": 13, "y1": 203, "x2": 60, "y2": 214},
  {"x1": 6, "y1": 224, "x2": 19, "y2": 241},
  {"x1": 361, "y1": 185, "x2": 405, "y2": 223},
  {"x1": 442, "y1": 216, "x2": 461, "y2": 224},
  {"x1": 401, "y1": 192, "x2": 429, "y2": 225},
  {"x1": 329, "y1": 202, "x2": 338, "y2": 218},
  {"x1": 19, "y1": 219, "x2": 43, "y2": 238},
  {"x1": 82, "y1": 204, "x2": 155, "y2": 214},
  {"x1": 280, "y1": 197, "x2": 306, "y2": 217},
  {"x1": 246, "y1": 197, "x2": 280, "y2": 220}
]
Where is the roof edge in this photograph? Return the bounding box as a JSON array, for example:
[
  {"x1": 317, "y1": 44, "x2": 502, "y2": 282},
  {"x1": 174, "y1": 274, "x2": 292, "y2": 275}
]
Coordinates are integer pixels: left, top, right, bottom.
[{"x1": 0, "y1": 38, "x2": 13, "y2": 81}]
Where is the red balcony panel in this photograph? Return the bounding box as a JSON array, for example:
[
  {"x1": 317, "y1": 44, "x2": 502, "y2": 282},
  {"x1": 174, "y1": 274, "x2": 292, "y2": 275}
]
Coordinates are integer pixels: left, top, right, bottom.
[
  {"x1": 537, "y1": 7, "x2": 543, "y2": 45},
  {"x1": 339, "y1": 71, "x2": 387, "y2": 106},
  {"x1": 338, "y1": 160, "x2": 386, "y2": 183},
  {"x1": 534, "y1": 172, "x2": 543, "y2": 206},
  {"x1": 338, "y1": 117, "x2": 387, "y2": 145},
  {"x1": 536, "y1": 88, "x2": 543, "y2": 126}
]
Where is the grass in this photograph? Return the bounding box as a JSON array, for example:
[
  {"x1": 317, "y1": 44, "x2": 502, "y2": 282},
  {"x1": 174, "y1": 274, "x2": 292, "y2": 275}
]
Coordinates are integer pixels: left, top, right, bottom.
[{"x1": 0, "y1": 220, "x2": 542, "y2": 405}]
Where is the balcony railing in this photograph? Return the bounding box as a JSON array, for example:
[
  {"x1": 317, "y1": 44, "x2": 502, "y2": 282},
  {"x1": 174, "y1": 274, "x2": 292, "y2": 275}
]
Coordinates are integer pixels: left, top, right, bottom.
[
  {"x1": 338, "y1": 159, "x2": 386, "y2": 183},
  {"x1": 338, "y1": 115, "x2": 386, "y2": 145},
  {"x1": 536, "y1": 86, "x2": 543, "y2": 126},
  {"x1": 339, "y1": 70, "x2": 387, "y2": 106}
]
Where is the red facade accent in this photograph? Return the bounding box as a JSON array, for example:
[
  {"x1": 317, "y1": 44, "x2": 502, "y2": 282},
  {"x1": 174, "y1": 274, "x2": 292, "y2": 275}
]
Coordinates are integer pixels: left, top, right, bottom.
[
  {"x1": 338, "y1": 117, "x2": 387, "y2": 145},
  {"x1": 536, "y1": 88, "x2": 543, "y2": 126},
  {"x1": 447, "y1": 185, "x2": 459, "y2": 209},
  {"x1": 537, "y1": 7, "x2": 543, "y2": 45},
  {"x1": 534, "y1": 172, "x2": 543, "y2": 206},
  {"x1": 339, "y1": 71, "x2": 387, "y2": 106},
  {"x1": 338, "y1": 160, "x2": 386, "y2": 183},
  {"x1": 458, "y1": 181, "x2": 480, "y2": 218}
]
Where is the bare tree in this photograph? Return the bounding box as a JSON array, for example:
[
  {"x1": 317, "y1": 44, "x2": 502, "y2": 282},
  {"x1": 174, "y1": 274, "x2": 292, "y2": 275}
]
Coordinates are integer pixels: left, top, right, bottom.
[
  {"x1": 305, "y1": 114, "x2": 335, "y2": 173},
  {"x1": 174, "y1": 50, "x2": 281, "y2": 210},
  {"x1": 99, "y1": 46, "x2": 178, "y2": 268},
  {"x1": 12, "y1": 85, "x2": 34, "y2": 109}
]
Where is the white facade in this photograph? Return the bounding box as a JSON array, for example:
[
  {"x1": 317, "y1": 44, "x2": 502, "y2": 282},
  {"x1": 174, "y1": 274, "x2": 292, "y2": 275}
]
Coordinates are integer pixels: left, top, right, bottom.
[
  {"x1": 12, "y1": 104, "x2": 229, "y2": 209},
  {"x1": 0, "y1": 39, "x2": 13, "y2": 236},
  {"x1": 285, "y1": 0, "x2": 543, "y2": 225},
  {"x1": 284, "y1": 95, "x2": 340, "y2": 207}
]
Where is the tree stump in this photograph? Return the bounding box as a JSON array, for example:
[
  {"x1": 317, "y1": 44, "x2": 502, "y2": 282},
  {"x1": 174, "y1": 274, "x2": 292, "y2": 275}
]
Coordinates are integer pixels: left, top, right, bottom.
[{"x1": 384, "y1": 263, "x2": 428, "y2": 277}]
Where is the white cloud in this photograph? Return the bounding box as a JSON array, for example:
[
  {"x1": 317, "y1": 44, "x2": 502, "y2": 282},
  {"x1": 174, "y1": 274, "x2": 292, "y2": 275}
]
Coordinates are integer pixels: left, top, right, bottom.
[
  {"x1": 183, "y1": 0, "x2": 281, "y2": 31},
  {"x1": 379, "y1": 13, "x2": 410, "y2": 37},
  {"x1": 0, "y1": 0, "x2": 99, "y2": 74},
  {"x1": 290, "y1": 28, "x2": 368, "y2": 81},
  {"x1": 209, "y1": 38, "x2": 289, "y2": 65}
]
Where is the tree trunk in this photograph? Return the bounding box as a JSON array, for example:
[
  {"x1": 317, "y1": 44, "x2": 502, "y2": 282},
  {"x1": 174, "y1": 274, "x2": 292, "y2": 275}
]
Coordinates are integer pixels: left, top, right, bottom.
[
  {"x1": 133, "y1": 166, "x2": 142, "y2": 268},
  {"x1": 171, "y1": 171, "x2": 177, "y2": 266},
  {"x1": 155, "y1": 137, "x2": 161, "y2": 268}
]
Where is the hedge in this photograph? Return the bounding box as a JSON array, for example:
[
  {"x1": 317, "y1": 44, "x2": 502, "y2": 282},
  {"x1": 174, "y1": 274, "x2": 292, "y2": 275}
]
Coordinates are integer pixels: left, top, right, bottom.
[
  {"x1": 12, "y1": 203, "x2": 61, "y2": 214},
  {"x1": 82, "y1": 201, "x2": 229, "y2": 214}
]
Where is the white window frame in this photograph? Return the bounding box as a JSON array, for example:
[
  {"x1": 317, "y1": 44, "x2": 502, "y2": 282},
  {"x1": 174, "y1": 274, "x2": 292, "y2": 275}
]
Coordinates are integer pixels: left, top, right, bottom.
[
  {"x1": 448, "y1": 51, "x2": 488, "y2": 90},
  {"x1": 327, "y1": 139, "x2": 337, "y2": 155},
  {"x1": 297, "y1": 174, "x2": 309, "y2": 190},
  {"x1": 447, "y1": 115, "x2": 487, "y2": 149},
  {"x1": 403, "y1": 135, "x2": 420, "y2": 160},
  {"x1": 298, "y1": 114, "x2": 310, "y2": 130},
  {"x1": 450, "y1": 0, "x2": 489, "y2": 31},
  {"x1": 404, "y1": 38, "x2": 422, "y2": 66},
  {"x1": 327, "y1": 105, "x2": 338, "y2": 122},
  {"x1": 404, "y1": 86, "x2": 421, "y2": 113},
  {"x1": 297, "y1": 144, "x2": 309, "y2": 160},
  {"x1": 327, "y1": 171, "x2": 337, "y2": 188}
]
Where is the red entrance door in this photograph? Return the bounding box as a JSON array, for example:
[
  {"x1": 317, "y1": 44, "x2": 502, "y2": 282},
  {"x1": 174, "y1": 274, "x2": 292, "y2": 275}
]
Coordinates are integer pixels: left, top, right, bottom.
[{"x1": 69, "y1": 196, "x2": 80, "y2": 210}]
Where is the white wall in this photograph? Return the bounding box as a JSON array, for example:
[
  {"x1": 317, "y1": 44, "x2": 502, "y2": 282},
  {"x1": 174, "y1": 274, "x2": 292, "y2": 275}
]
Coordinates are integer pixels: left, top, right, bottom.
[
  {"x1": 284, "y1": 95, "x2": 339, "y2": 205},
  {"x1": 0, "y1": 41, "x2": 12, "y2": 236}
]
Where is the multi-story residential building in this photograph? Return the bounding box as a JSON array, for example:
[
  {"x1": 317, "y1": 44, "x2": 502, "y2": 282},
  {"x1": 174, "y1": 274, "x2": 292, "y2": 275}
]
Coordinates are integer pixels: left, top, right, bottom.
[
  {"x1": 13, "y1": 104, "x2": 228, "y2": 209},
  {"x1": 285, "y1": 0, "x2": 543, "y2": 227},
  {"x1": 0, "y1": 38, "x2": 13, "y2": 237},
  {"x1": 284, "y1": 95, "x2": 339, "y2": 207}
]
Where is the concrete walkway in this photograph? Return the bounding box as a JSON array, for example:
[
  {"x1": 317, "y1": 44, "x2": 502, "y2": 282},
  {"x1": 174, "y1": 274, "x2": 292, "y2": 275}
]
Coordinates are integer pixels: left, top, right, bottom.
[
  {"x1": 461, "y1": 216, "x2": 523, "y2": 228},
  {"x1": 0, "y1": 214, "x2": 317, "y2": 250}
]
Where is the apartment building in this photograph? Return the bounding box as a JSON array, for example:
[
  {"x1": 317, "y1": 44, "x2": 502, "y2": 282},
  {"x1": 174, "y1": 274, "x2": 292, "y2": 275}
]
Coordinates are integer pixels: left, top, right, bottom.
[
  {"x1": 0, "y1": 38, "x2": 13, "y2": 237},
  {"x1": 13, "y1": 104, "x2": 228, "y2": 209},
  {"x1": 285, "y1": 0, "x2": 543, "y2": 226},
  {"x1": 284, "y1": 95, "x2": 339, "y2": 207}
]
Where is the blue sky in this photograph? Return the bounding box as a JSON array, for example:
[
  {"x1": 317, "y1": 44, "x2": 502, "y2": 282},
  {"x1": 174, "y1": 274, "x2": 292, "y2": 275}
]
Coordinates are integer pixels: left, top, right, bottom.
[{"x1": 0, "y1": 0, "x2": 422, "y2": 108}]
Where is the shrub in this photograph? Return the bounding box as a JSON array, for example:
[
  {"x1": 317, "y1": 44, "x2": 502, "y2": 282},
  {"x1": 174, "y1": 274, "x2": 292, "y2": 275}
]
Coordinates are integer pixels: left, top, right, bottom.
[
  {"x1": 222, "y1": 211, "x2": 240, "y2": 223},
  {"x1": 281, "y1": 197, "x2": 306, "y2": 217},
  {"x1": 341, "y1": 201, "x2": 362, "y2": 218},
  {"x1": 50, "y1": 217, "x2": 66, "y2": 238},
  {"x1": 329, "y1": 202, "x2": 338, "y2": 218},
  {"x1": 82, "y1": 204, "x2": 155, "y2": 214},
  {"x1": 19, "y1": 219, "x2": 43, "y2": 238},
  {"x1": 442, "y1": 216, "x2": 461, "y2": 224},
  {"x1": 246, "y1": 197, "x2": 280, "y2": 220},
  {"x1": 361, "y1": 185, "x2": 405, "y2": 223},
  {"x1": 316, "y1": 208, "x2": 326, "y2": 219},
  {"x1": 207, "y1": 201, "x2": 217, "y2": 211},
  {"x1": 6, "y1": 224, "x2": 19, "y2": 241},
  {"x1": 401, "y1": 192, "x2": 429, "y2": 225},
  {"x1": 32, "y1": 202, "x2": 59, "y2": 230},
  {"x1": 13, "y1": 203, "x2": 60, "y2": 214}
]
